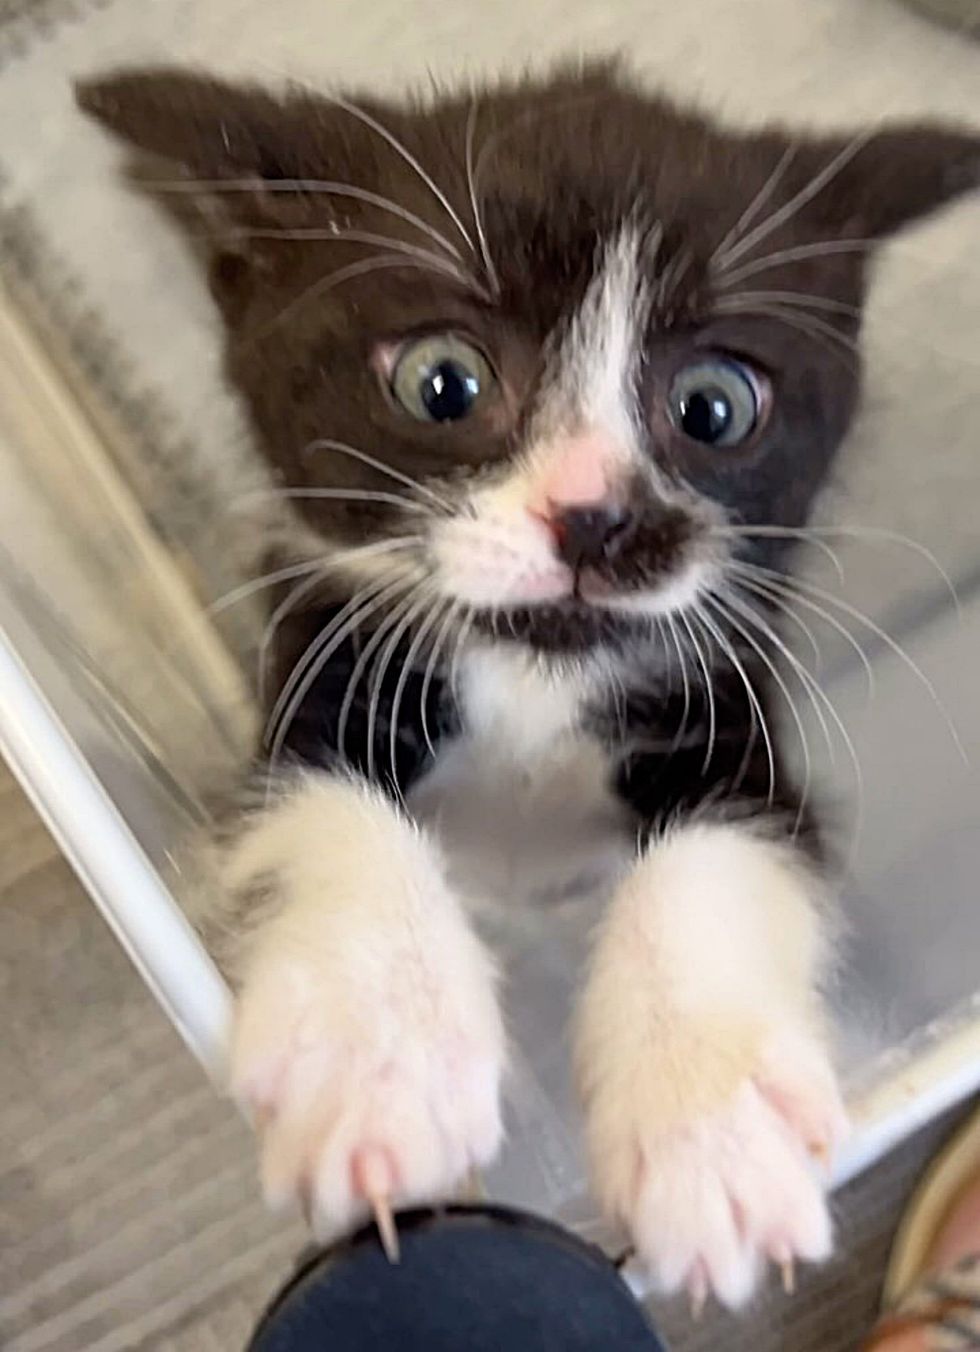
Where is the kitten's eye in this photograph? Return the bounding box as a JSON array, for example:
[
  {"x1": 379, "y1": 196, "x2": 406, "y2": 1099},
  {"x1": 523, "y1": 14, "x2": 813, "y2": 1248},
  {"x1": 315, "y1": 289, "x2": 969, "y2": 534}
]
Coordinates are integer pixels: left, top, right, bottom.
[
  {"x1": 668, "y1": 357, "x2": 763, "y2": 448},
  {"x1": 390, "y1": 334, "x2": 494, "y2": 423}
]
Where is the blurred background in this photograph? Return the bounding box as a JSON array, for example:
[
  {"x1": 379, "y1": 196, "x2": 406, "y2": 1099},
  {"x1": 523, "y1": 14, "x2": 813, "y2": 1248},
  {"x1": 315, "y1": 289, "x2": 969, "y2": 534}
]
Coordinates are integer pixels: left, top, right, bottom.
[{"x1": 0, "y1": 0, "x2": 978, "y2": 1348}]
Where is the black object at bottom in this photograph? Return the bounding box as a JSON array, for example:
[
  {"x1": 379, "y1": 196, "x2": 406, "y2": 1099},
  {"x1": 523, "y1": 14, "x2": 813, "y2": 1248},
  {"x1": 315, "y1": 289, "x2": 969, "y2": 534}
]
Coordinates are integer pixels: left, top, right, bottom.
[{"x1": 248, "y1": 1204, "x2": 665, "y2": 1351}]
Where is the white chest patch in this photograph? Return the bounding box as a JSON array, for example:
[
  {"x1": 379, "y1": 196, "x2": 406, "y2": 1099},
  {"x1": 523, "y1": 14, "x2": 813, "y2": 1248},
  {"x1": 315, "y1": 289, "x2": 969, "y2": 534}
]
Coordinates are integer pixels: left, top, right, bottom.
[
  {"x1": 456, "y1": 647, "x2": 587, "y2": 761},
  {"x1": 408, "y1": 647, "x2": 632, "y2": 915}
]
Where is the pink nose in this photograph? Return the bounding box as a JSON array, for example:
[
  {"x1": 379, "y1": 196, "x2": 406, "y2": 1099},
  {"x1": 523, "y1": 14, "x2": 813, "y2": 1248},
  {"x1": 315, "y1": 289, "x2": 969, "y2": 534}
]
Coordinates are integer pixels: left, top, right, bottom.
[
  {"x1": 527, "y1": 432, "x2": 633, "y2": 569},
  {"x1": 529, "y1": 432, "x2": 618, "y2": 513}
]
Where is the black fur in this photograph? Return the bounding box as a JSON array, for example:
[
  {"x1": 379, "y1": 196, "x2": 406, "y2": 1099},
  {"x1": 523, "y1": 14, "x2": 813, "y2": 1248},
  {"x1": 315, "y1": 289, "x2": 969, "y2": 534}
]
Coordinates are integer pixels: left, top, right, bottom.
[{"x1": 268, "y1": 599, "x2": 458, "y2": 797}]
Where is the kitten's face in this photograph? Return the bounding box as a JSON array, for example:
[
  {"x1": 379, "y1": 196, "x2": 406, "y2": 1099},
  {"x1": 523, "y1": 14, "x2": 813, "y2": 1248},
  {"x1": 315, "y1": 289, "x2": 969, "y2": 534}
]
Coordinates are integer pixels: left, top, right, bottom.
[{"x1": 79, "y1": 65, "x2": 979, "y2": 656}]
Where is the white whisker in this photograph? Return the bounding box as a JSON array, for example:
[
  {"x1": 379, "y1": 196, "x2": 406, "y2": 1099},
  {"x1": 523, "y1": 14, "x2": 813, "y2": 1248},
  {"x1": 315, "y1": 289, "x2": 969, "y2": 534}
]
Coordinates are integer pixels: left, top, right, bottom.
[
  {"x1": 254, "y1": 63, "x2": 479, "y2": 258},
  {"x1": 715, "y1": 130, "x2": 873, "y2": 273},
  {"x1": 245, "y1": 485, "x2": 432, "y2": 514},
  {"x1": 265, "y1": 574, "x2": 391, "y2": 746},
  {"x1": 242, "y1": 253, "x2": 476, "y2": 346},
  {"x1": 658, "y1": 245, "x2": 694, "y2": 309},
  {"x1": 645, "y1": 220, "x2": 665, "y2": 276},
  {"x1": 321, "y1": 90, "x2": 477, "y2": 257},
  {"x1": 727, "y1": 562, "x2": 874, "y2": 699},
  {"x1": 207, "y1": 558, "x2": 330, "y2": 616},
  {"x1": 151, "y1": 176, "x2": 466, "y2": 261},
  {"x1": 713, "y1": 238, "x2": 873, "y2": 288},
  {"x1": 664, "y1": 612, "x2": 693, "y2": 753},
  {"x1": 737, "y1": 580, "x2": 823, "y2": 668},
  {"x1": 256, "y1": 536, "x2": 423, "y2": 704},
  {"x1": 388, "y1": 593, "x2": 451, "y2": 794},
  {"x1": 265, "y1": 572, "x2": 412, "y2": 760},
  {"x1": 723, "y1": 524, "x2": 958, "y2": 611},
  {"x1": 714, "y1": 524, "x2": 846, "y2": 583},
  {"x1": 678, "y1": 610, "x2": 716, "y2": 774},
  {"x1": 717, "y1": 585, "x2": 865, "y2": 849},
  {"x1": 363, "y1": 582, "x2": 434, "y2": 785},
  {"x1": 656, "y1": 614, "x2": 672, "y2": 684},
  {"x1": 722, "y1": 588, "x2": 834, "y2": 762},
  {"x1": 711, "y1": 143, "x2": 797, "y2": 266},
  {"x1": 735, "y1": 560, "x2": 966, "y2": 762},
  {"x1": 448, "y1": 605, "x2": 477, "y2": 699},
  {"x1": 303, "y1": 438, "x2": 455, "y2": 515},
  {"x1": 419, "y1": 599, "x2": 463, "y2": 756},
  {"x1": 716, "y1": 289, "x2": 861, "y2": 318},
  {"x1": 257, "y1": 568, "x2": 329, "y2": 706},
  {"x1": 690, "y1": 601, "x2": 773, "y2": 802},
  {"x1": 227, "y1": 225, "x2": 484, "y2": 293},
  {"x1": 335, "y1": 576, "x2": 428, "y2": 772},
  {"x1": 465, "y1": 99, "x2": 500, "y2": 296},
  {"x1": 712, "y1": 301, "x2": 859, "y2": 367},
  {"x1": 703, "y1": 591, "x2": 813, "y2": 834}
]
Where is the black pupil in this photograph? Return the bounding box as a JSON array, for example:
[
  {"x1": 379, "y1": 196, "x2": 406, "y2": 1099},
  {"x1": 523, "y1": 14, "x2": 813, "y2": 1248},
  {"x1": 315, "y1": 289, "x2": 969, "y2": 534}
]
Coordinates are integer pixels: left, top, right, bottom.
[
  {"x1": 679, "y1": 386, "x2": 733, "y2": 444},
  {"x1": 420, "y1": 359, "x2": 479, "y2": 422}
]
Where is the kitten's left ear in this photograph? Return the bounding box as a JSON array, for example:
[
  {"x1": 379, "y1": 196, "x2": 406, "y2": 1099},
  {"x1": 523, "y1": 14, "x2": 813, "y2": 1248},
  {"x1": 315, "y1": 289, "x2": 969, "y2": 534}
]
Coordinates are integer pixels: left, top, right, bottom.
[
  {"x1": 76, "y1": 67, "x2": 336, "y2": 187},
  {"x1": 76, "y1": 66, "x2": 383, "y2": 317},
  {"x1": 816, "y1": 124, "x2": 980, "y2": 239}
]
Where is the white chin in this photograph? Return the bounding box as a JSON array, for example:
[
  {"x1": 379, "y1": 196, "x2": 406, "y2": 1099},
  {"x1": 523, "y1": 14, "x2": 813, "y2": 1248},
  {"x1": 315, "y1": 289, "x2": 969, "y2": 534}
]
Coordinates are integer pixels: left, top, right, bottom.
[
  {"x1": 585, "y1": 563, "x2": 709, "y2": 618},
  {"x1": 443, "y1": 574, "x2": 573, "y2": 608}
]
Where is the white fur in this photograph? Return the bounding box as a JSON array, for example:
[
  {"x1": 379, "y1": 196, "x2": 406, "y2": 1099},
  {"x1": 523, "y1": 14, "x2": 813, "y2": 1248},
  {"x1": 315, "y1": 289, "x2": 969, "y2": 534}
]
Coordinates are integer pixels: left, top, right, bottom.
[
  {"x1": 409, "y1": 645, "x2": 632, "y2": 907},
  {"x1": 225, "y1": 773, "x2": 506, "y2": 1238},
  {"x1": 542, "y1": 225, "x2": 649, "y2": 450},
  {"x1": 574, "y1": 819, "x2": 847, "y2": 1306},
  {"x1": 430, "y1": 228, "x2": 652, "y2": 609},
  {"x1": 595, "y1": 554, "x2": 718, "y2": 618},
  {"x1": 457, "y1": 644, "x2": 590, "y2": 757},
  {"x1": 429, "y1": 509, "x2": 571, "y2": 607}
]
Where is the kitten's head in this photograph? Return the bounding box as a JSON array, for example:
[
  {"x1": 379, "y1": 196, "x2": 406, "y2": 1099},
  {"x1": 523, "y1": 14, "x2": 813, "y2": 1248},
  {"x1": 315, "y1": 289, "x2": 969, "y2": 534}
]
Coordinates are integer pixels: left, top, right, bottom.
[{"x1": 78, "y1": 63, "x2": 979, "y2": 656}]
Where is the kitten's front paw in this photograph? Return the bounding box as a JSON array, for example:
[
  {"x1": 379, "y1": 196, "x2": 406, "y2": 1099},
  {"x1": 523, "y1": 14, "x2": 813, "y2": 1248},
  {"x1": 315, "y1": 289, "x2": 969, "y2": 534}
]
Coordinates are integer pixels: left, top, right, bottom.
[
  {"x1": 587, "y1": 1031, "x2": 848, "y2": 1308},
  {"x1": 228, "y1": 896, "x2": 505, "y2": 1244}
]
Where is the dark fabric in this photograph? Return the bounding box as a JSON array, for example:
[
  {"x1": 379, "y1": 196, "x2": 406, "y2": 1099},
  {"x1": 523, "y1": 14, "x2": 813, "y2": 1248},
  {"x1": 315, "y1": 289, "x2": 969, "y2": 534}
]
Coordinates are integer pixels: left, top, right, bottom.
[{"x1": 249, "y1": 1205, "x2": 666, "y2": 1352}]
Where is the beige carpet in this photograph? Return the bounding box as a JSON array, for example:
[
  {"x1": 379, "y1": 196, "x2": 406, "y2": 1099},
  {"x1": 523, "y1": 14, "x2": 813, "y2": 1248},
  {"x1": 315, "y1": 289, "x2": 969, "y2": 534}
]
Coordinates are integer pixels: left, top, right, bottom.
[{"x1": 0, "y1": 767, "x2": 305, "y2": 1352}]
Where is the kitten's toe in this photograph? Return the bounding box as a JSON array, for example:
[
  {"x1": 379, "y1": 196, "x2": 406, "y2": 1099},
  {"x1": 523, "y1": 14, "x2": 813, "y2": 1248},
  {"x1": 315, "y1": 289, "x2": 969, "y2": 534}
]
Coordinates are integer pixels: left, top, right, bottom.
[
  {"x1": 230, "y1": 951, "x2": 505, "y2": 1243},
  {"x1": 592, "y1": 1036, "x2": 847, "y2": 1308},
  {"x1": 755, "y1": 1029, "x2": 850, "y2": 1160}
]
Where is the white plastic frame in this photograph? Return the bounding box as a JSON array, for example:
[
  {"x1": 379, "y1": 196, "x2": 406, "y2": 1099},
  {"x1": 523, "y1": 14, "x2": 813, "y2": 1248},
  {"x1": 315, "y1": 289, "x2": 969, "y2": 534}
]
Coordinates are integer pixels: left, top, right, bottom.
[{"x1": 0, "y1": 625, "x2": 232, "y2": 1078}]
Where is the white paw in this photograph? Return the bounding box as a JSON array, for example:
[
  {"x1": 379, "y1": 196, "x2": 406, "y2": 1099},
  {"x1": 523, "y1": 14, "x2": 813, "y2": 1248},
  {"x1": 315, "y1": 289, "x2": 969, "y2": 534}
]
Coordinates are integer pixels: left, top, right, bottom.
[
  {"x1": 223, "y1": 781, "x2": 506, "y2": 1242},
  {"x1": 230, "y1": 941, "x2": 505, "y2": 1241},
  {"x1": 591, "y1": 1031, "x2": 847, "y2": 1308}
]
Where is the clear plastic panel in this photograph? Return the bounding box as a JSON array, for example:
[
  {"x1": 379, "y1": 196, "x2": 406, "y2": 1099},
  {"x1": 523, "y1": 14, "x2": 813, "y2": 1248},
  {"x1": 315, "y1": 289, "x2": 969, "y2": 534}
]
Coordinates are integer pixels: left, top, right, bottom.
[{"x1": 1, "y1": 291, "x2": 979, "y2": 1244}]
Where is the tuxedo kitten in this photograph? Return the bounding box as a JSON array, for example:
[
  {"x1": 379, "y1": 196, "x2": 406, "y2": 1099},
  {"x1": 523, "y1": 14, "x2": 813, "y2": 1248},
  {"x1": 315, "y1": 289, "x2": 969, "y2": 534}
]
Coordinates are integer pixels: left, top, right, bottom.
[{"x1": 79, "y1": 63, "x2": 979, "y2": 1306}]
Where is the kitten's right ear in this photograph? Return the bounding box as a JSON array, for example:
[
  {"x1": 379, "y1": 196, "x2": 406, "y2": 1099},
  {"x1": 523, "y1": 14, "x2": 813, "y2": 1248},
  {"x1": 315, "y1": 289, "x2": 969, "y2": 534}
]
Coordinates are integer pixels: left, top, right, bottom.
[{"x1": 76, "y1": 67, "x2": 310, "y2": 184}]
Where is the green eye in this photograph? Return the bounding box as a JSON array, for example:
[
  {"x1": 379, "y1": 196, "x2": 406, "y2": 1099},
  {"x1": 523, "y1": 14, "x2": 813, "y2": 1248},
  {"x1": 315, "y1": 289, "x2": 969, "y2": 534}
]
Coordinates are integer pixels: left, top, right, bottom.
[
  {"x1": 391, "y1": 334, "x2": 494, "y2": 423},
  {"x1": 669, "y1": 357, "x2": 763, "y2": 448}
]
